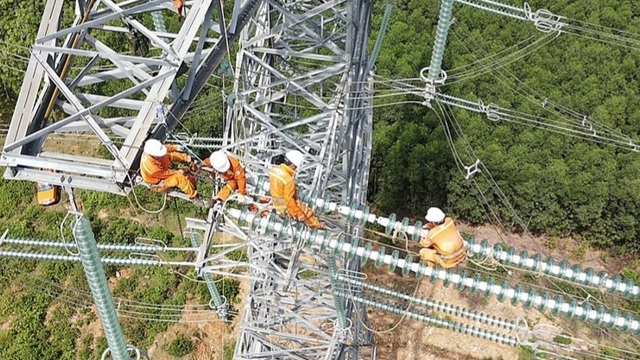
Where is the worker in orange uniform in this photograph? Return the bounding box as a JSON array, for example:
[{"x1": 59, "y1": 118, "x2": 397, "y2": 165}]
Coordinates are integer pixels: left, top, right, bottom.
[
  {"x1": 202, "y1": 151, "x2": 248, "y2": 204},
  {"x1": 419, "y1": 207, "x2": 467, "y2": 268},
  {"x1": 173, "y1": 0, "x2": 185, "y2": 17},
  {"x1": 141, "y1": 139, "x2": 205, "y2": 206},
  {"x1": 268, "y1": 150, "x2": 323, "y2": 229}
]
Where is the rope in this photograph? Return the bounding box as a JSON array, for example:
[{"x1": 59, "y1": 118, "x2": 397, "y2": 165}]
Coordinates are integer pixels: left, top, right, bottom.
[
  {"x1": 349, "y1": 277, "x2": 422, "y2": 334},
  {"x1": 173, "y1": 198, "x2": 186, "y2": 244}
]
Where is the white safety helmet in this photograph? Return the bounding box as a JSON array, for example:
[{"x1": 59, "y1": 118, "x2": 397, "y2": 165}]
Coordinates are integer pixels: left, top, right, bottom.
[
  {"x1": 285, "y1": 150, "x2": 304, "y2": 168},
  {"x1": 209, "y1": 151, "x2": 230, "y2": 172},
  {"x1": 425, "y1": 207, "x2": 446, "y2": 223},
  {"x1": 144, "y1": 139, "x2": 167, "y2": 157}
]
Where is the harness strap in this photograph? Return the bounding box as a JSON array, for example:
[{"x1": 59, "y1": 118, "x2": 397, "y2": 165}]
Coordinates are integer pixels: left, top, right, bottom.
[{"x1": 437, "y1": 245, "x2": 468, "y2": 261}]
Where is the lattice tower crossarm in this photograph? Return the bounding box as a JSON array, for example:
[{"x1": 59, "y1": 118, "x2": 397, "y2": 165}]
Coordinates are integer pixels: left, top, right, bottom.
[{"x1": 1, "y1": 0, "x2": 258, "y2": 194}]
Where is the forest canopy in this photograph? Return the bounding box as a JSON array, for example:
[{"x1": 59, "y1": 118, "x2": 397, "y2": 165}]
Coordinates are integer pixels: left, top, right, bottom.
[{"x1": 367, "y1": 0, "x2": 640, "y2": 253}]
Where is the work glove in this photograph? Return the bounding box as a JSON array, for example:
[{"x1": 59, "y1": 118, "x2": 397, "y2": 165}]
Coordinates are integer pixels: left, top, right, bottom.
[
  {"x1": 189, "y1": 161, "x2": 198, "y2": 173},
  {"x1": 237, "y1": 195, "x2": 252, "y2": 205},
  {"x1": 296, "y1": 214, "x2": 307, "y2": 223}
]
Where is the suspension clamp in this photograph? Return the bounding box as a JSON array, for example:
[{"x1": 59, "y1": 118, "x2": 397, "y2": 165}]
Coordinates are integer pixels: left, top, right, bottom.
[
  {"x1": 419, "y1": 67, "x2": 448, "y2": 106},
  {"x1": 210, "y1": 296, "x2": 230, "y2": 320},
  {"x1": 333, "y1": 318, "x2": 353, "y2": 343}
]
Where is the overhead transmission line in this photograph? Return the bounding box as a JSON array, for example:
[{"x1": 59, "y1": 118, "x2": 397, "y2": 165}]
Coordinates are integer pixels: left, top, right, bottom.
[
  {"x1": 445, "y1": 32, "x2": 559, "y2": 85},
  {"x1": 0, "y1": 261, "x2": 229, "y2": 323},
  {"x1": 447, "y1": 25, "x2": 639, "y2": 145},
  {"x1": 454, "y1": 0, "x2": 640, "y2": 52},
  {"x1": 375, "y1": 76, "x2": 640, "y2": 152}
]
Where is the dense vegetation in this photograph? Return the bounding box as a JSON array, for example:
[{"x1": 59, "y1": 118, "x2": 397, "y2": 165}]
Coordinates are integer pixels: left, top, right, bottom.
[
  {"x1": 0, "y1": 176, "x2": 239, "y2": 359},
  {"x1": 0, "y1": 0, "x2": 639, "y2": 358},
  {"x1": 368, "y1": 0, "x2": 640, "y2": 253}
]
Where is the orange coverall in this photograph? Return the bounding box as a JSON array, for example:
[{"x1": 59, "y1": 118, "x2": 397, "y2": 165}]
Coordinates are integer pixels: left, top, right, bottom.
[
  {"x1": 419, "y1": 217, "x2": 467, "y2": 268},
  {"x1": 173, "y1": 0, "x2": 185, "y2": 16},
  {"x1": 268, "y1": 164, "x2": 322, "y2": 228},
  {"x1": 202, "y1": 154, "x2": 247, "y2": 201},
  {"x1": 141, "y1": 144, "x2": 197, "y2": 198}
]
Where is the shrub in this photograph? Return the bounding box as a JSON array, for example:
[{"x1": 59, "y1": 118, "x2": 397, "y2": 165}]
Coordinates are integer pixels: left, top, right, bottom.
[{"x1": 165, "y1": 334, "x2": 195, "y2": 357}]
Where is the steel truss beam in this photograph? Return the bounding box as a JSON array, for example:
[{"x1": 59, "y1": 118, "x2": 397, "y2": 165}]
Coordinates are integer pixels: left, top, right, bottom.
[
  {"x1": 2, "y1": 0, "x2": 259, "y2": 193},
  {"x1": 223, "y1": 0, "x2": 375, "y2": 358}
]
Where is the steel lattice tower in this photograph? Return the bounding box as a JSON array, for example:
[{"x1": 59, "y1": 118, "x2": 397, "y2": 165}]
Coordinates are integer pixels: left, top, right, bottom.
[
  {"x1": 224, "y1": 0, "x2": 375, "y2": 358},
  {"x1": 1, "y1": 0, "x2": 375, "y2": 358}
]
